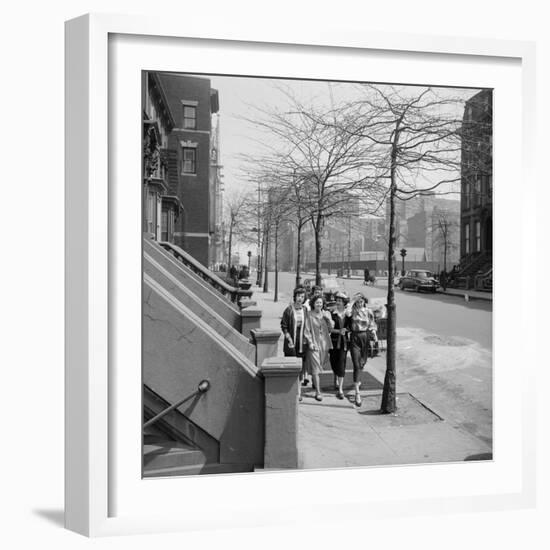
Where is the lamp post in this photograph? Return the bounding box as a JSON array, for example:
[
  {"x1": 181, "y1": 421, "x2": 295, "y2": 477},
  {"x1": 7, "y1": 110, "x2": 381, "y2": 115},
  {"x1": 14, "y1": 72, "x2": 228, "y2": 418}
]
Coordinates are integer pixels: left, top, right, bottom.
[{"x1": 400, "y1": 248, "x2": 407, "y2": 276}]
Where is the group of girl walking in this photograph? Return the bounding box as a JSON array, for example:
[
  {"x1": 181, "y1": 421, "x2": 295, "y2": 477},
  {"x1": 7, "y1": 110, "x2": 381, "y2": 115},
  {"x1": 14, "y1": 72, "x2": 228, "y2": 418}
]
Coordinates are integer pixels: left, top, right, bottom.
[{"x1": 280, "y1": 286, "x2": 378, "y2": 406}]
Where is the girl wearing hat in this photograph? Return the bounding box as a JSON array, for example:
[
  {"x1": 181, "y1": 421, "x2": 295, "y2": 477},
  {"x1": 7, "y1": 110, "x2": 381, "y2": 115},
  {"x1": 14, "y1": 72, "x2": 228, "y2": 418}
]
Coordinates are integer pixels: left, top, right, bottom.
[
  {"x1": 329, "y1": 292, "x2": 350, "y2": 399},
  {"x1": 303, "y1": 295, "x2": 334, "y2": 401},
  {"x1": 347, "y1": 293, "x2": 375, "y2": 406}
]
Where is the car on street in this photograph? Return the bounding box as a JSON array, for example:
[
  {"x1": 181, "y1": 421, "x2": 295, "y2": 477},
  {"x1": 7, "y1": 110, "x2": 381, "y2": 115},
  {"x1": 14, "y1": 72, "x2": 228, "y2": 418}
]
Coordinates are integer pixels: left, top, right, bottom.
[
  {"x1": 398, "y1": 270, "x2": 439, "y2": 293},
  {"x1": 303, "y1": 276, "x2": 342, "y2": 309}
]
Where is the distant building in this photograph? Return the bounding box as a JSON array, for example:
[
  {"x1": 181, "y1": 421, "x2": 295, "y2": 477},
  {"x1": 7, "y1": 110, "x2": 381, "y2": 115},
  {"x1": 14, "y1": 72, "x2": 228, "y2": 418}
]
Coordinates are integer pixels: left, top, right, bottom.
[
  {"x1": 460, "y1": 89, "x2": 493, "y2": 261},
  {"x1": 384, "y1": 194, "x2": 460, "y2": 268},
  {"x1": 142, "y1": 72, "x2": 222, "y2": 267},
  {"x1": 210, "y1": 115, "x2": 225, "y2": 266}
]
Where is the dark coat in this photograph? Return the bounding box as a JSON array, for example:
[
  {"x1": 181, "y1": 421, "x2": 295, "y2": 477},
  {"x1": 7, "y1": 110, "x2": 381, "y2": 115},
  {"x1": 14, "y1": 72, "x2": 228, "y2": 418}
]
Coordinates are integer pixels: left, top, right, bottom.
[
  {"x1": 330, "y1": 310, "x2": 351, "y2": 350},
  {"x1": 280, "y1": 305, "x2": 308, "y2": 356}
]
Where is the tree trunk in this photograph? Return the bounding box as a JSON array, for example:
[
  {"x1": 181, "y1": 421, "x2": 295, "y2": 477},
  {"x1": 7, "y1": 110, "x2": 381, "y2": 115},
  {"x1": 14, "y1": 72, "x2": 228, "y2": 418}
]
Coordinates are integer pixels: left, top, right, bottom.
[
  {"x1": 314, "y1": 216, "x2": 323, "y2": 286},
  {"x1": 347, "y1": 216, "x2": 351, "y2": 278},
  {"x1": 443, "y1": 232, "x2": 448, "y2": 273},
  {"x1": 295, "y1": 223, "x2": 302, "y2": 287},
  {"x1": 381, "y1": 126, "x2": 401, "y2": 414},
  {"x1": 274, "y1": 223, "x2": 279, "y2": 302},
  {"x1": 263, "y1": 226, "x2": 269, "y2": 293},
  {"x1": 227, "y1": 222, "x2": 233, "y2": 274},
  {"x1": 257, "y1": 231, "x2": 264, "y2": 287}
]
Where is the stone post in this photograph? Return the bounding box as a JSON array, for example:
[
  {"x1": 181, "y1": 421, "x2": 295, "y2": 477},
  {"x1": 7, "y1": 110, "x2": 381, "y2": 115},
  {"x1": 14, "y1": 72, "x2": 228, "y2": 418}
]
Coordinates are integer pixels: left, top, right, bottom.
[
  {"x1": 260, "y1": 357, "x2": 302, "y2": 469},
  {"x1": 250, "y1": 329, "x2": 281, "y2": 367},
  {"x1": 240, "y1": 308, "x2": 262, "y2": 338},
  {"x1": 239, "y1": 299, "x2": 257, "y2": 309}
]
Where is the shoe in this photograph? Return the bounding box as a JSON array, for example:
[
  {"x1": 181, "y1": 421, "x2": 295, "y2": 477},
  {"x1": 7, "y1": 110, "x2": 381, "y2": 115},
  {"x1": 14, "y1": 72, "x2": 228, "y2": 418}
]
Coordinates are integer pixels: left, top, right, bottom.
[
  {"x1": 355, "y1": 393, "x2": 362, "y2": 407},
  {"x1": 298, "y1": 395, "x2": 303, "y2": 402},
  {"x1": 302, "y1": 379, "x2": 309, "y2": 386},
  {"x1": 337, "y1": 391, "x2": 344, "y2": 400},
  {"x1": 315, "y1": 394, "x2": 323, "y2": 402}
]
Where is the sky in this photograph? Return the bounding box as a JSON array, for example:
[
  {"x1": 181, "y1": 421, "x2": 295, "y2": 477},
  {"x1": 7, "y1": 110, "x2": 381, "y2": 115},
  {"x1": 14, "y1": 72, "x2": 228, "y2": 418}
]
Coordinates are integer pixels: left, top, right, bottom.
[
  {"x1": 185, "y1": 73, "x2": 483, "y2": 261},
  {"x1": 196, "y1": 74, "x2": 481, "y2": 202}
]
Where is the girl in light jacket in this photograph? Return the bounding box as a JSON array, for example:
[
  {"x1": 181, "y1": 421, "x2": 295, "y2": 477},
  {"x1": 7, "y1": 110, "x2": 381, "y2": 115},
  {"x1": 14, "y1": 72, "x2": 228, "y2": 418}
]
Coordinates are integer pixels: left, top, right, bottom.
[{"x1": 303, "y1": 295, "x2": 334, "y2": 402}]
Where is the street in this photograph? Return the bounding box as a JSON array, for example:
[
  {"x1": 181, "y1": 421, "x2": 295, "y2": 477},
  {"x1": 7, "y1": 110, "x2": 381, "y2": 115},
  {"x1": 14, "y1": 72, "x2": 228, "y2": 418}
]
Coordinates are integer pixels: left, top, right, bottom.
[
  {"x1": 265, "y1": 270, "x2": 493, "y2": 449},
  {"x1": 269, "y1": 271, "x2": 492, "y2": 350}
]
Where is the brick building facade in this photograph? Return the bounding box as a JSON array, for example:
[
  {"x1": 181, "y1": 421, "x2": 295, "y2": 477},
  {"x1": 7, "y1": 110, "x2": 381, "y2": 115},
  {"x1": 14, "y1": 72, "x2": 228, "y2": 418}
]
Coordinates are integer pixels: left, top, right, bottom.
[
  {"x1": 143, "y1": 72, "x2": 221, "y2": 267},
  {"x1": 460, "y1": 89, "x2": 493, "y2": 261}
]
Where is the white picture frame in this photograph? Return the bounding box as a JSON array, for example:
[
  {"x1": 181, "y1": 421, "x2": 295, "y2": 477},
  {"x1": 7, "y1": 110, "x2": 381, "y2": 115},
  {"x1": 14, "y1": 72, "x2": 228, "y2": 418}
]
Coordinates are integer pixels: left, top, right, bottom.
[{"x1": 65, "y1": 13, "x2": 537, "y2": 537}]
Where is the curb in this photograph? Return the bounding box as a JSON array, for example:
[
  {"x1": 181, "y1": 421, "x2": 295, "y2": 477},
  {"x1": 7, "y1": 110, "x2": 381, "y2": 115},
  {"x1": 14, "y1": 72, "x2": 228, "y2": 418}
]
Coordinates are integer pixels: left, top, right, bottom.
[{"x1": 439, "y1": 290, "x2": 493, "y2": 302}]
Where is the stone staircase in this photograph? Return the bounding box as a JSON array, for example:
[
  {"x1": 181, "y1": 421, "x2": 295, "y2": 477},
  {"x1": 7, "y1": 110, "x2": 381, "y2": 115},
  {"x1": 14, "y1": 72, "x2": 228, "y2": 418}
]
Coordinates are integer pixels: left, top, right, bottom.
[
  {"x1": 452, "y1": 252, "x2": 492, "y2": 290},
  {"x1": 142, "y1": 236, "x2": 265, "y2": 476},
  {"x1": 143, "y1": 386, "x2": 256, "y2": 477}
]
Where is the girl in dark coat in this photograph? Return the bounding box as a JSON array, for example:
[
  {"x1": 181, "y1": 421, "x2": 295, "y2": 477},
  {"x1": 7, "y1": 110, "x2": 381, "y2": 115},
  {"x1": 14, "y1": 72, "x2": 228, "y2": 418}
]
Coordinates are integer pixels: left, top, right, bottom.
[
  {"x1": 329, "y1": 292, "x2": 350, "y2": 399},
  {"x1": 347, "y1": 293, "x2": 375, "y2": 407},
  {"x1": 280, "y1": 287, "x2": 308, "y2": 400}
]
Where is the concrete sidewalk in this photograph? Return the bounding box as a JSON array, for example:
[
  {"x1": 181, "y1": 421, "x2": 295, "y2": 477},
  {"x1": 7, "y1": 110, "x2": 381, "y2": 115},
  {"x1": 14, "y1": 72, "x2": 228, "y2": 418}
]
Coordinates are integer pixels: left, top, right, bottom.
[{"x1": 252, "y1": 284, "x2": 492, "y2": 469}]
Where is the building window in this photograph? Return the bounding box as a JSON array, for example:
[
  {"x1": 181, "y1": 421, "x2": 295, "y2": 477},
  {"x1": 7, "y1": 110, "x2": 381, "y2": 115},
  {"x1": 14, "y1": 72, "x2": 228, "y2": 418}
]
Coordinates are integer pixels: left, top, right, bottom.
[
  {"x1": 147, "y1": 191, "x2": 156, "y2": 234},
  {"x1": 475, "y1": 221, "x2": 481, "y2": 252},
  {"x1": 182, "y1": 148, "x2": 196, "y2": 174},
  {"x1": 474, "y1": 176, "x2": 481, "y2": 206},
  {"x1": 464, "y1": 223, "x2": 470, "y2": 255},
  {"x1": 183, "y1": 105, "x2": 196, "y2": 129},
  {"x1": 464, "y1": 180, "x2": 470, "y2": 209}
]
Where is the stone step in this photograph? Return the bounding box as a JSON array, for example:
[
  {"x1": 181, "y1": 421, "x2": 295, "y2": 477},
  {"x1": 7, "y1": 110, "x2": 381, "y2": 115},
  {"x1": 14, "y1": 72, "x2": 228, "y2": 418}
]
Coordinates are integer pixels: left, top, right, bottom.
[
  {"x1": 143, "y1": 461, "x2": 255, "y2": 478},
  {"x1": 143, "y1": 438, "x2": 206, "y2": 471}
]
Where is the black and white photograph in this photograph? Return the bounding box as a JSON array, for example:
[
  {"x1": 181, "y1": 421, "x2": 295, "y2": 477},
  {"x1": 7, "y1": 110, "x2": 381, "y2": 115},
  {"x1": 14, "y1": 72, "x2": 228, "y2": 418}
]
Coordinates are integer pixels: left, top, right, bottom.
[
  {"x1": 142, "y1": 71, "x2": 493, "y2": 477},
  {"x1": 4, "y1": 0, "x2": 547, "y2": 545}
]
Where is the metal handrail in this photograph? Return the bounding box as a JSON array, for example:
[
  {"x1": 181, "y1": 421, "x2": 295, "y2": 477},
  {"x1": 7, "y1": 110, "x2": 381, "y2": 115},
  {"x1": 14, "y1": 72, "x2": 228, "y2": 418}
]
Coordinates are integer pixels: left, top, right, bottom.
[
  {"x1": 474, "y1": 267, "x2": 493, "y2": 290},
  {"x1": 143, "y1": 380, "x2": 210, "y2": 429}
]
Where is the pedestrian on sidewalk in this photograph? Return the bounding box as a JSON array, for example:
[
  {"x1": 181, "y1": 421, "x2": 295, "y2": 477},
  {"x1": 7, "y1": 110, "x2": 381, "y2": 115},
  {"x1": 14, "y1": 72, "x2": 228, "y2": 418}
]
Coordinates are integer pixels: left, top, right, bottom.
[
  {"x1": 304, "y1": 296, "x2": 334, "y2": 402},
  {"x1": 229, "y1": 265, "x2": 238, "y2": 285},
  {"x1": 347, "y1": 293, "x2": 374, "y2": 407},
  {"x1": 329, "y1": 292, "x2": 350, "y2": 400},
  {"x1": 304, "y1": 285, "x2": 323, "y2": 311},
  {"x1": 280, "y1": 287, "x2": 308, "y2": 400},
  {"x1": 366, "y1": 308, "x2": 380, "y2": 358},
  {"x1": 439, "y1": 270, "x2": 447, "y2": 292}
]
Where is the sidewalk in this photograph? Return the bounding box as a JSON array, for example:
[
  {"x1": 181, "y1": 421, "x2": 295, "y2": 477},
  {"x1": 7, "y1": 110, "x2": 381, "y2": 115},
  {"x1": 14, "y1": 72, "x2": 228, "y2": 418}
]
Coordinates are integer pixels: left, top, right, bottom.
[
  {"x1": 438, "y1": 286, "x2": 492, "y2": 302},
  {"x1": 251, "y1": 284, "x2": 492, "y2": 469}
]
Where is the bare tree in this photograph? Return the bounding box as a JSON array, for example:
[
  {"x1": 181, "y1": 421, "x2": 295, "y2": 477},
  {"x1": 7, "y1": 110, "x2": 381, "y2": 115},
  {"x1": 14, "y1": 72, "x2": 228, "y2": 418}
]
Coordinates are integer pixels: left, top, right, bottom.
[
  {"x1": 224, "y1": 191, "x2": 252, "y2": 274},
  {"x1": 240, "y1": 88, "x2": 382, "y2": 286},
  {"x1": 332, "y1": 84, "x2": 491, "y2": 413},
  {"x1": 431, "y1": 207, "x2": 459, "y2": 273},
  {"x1": 265, "y1": 186, "x2": 291, "y2": 301}
]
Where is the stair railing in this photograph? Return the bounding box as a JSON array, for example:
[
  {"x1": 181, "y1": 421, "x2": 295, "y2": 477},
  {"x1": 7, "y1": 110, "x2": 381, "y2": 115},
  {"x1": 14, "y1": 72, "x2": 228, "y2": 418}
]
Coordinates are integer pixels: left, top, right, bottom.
[
  {"x1": 474, "y1": 267, "x2": 493, "y2": 291},
  {"x1": 158, "y1": 241, "x2": 252, "y2": 306},
  {"x1": 143, "y1": 380, "x2": 210, "y2": 429}
]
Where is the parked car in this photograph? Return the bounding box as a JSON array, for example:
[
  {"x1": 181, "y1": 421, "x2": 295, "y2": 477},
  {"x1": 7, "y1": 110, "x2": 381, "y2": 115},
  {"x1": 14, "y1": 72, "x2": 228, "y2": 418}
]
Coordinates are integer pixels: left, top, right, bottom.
[
  {"x1": 398, "y1": 270, "x2": 439, "y2": 293},
  {"x1": 302, "y1": 277, "x2": 342, "y2": 309}
]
